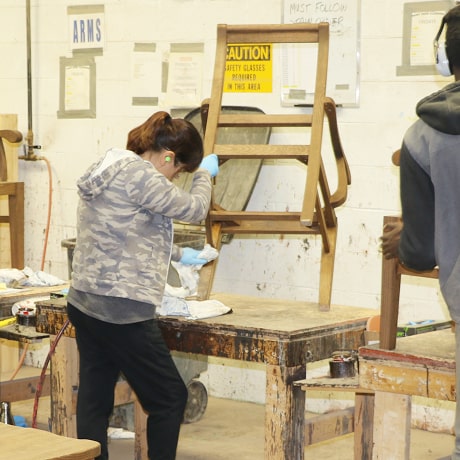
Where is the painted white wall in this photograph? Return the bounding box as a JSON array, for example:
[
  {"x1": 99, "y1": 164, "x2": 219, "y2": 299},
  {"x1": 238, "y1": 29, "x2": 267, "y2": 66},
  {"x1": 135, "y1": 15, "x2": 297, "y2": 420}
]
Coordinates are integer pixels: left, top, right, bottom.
[{"x1": 0, "y1": 0, "x2": 455, "y2": 431}]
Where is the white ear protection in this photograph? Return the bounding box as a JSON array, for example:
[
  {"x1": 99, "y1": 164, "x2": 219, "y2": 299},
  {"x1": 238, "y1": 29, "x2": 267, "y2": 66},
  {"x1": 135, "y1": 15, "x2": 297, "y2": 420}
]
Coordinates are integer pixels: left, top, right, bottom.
[{"x1": 434, "y1": 17, "x2": 452, "y2": 77}]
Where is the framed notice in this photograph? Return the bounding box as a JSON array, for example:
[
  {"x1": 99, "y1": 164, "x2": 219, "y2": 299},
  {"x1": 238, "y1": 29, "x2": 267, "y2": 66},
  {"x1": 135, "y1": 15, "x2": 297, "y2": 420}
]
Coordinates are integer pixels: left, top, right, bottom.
[
  {"x1": 397, "y1": 0, "x2": 454, "y2": 76},
  {"x1": 57, "y1": 56, "x2": 96, "y2": 119}
]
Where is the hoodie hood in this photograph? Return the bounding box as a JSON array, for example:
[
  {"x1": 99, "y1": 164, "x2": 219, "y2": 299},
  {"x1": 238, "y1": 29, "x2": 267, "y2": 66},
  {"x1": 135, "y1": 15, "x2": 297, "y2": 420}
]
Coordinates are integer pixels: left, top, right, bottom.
[
  {"x1": 416, "y1": 81, "x2": 460, "y2": 135},
  {"x1": 77, "y1": 148, "x2": 139, "y2": 201}
]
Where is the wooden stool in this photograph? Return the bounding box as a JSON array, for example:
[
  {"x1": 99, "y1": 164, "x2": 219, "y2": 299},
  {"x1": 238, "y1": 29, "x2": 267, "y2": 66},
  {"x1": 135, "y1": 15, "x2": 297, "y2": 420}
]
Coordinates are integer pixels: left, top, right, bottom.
[
  {"x1": 0, "y1": 423, "x2": 100, "y2": 460},
  {"x1": 0, "y1": 181, "x2": 25, "y2": 269},
  {"x1": 380, "y1": 215, "x2": 439, "y2": 350}
]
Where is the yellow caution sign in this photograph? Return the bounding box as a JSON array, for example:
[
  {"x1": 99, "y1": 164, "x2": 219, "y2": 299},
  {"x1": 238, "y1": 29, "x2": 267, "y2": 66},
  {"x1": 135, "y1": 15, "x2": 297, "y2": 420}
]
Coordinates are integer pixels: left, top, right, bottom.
[{"x1": 224, "y1": 43, "x2": 272, "y2": 93}]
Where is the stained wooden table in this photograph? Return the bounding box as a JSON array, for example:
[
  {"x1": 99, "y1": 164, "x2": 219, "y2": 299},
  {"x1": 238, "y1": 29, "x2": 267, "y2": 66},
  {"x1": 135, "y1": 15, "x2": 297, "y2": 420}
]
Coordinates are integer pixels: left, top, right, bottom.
[
  {"x1": 359, "y1": 328, "x2": 456, "y2": 460},
  {"x1": 36, "y1": 293, "x2": 374, "y2": 460}
]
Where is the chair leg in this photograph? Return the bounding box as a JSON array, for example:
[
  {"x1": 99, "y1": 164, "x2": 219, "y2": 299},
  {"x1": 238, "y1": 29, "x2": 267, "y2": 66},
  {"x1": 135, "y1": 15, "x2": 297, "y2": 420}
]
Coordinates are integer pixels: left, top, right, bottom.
[
  {"x1": 318, "y1": 225, "x2": 337, "y2": 311},
  {"x1": 379, "y1": 216, "x2": 402, "y2": 350}
]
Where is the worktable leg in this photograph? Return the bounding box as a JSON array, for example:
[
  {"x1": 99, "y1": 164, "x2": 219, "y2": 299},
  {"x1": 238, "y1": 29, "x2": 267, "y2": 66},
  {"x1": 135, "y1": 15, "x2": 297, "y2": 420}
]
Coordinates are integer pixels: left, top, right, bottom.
[
  {"x1": 265, "y1": 364, "x2": 306, "y2": 460},
  {"x1": 354, "y1": 392, "x2": 374, "y2": 460},
  {"x1": 372, "y1": 391, "x2": 411, "y2": 460},
  {"x1": 50, "y1": 335, "x2": 78, "y2": 437},
  {"x1": 134, "y1": 399, "x2": 148, "y2": 460}
]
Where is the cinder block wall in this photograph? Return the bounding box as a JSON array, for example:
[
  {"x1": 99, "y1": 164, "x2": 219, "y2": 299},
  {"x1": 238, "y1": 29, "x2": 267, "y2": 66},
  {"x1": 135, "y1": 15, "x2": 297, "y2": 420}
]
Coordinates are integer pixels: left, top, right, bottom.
[{"x1": 0, "y1": 0, "x2": 453, "y2": 433}]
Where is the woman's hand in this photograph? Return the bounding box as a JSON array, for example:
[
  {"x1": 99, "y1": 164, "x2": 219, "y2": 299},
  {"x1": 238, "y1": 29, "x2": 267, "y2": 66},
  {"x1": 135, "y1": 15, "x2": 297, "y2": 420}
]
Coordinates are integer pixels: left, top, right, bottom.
[
  {"x1": 180, "y1": 247, "x2": 207, "y2": 265},
  {"x1": 199, "y1": 154, "x2": 219, "y2": 177}
]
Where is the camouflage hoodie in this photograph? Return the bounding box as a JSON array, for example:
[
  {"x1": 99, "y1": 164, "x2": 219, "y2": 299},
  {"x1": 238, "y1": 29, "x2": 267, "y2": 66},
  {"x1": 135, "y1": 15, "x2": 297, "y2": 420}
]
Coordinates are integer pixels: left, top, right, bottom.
[{"x1": 71, "y1": 148, "x2": 212, "y2": 307}]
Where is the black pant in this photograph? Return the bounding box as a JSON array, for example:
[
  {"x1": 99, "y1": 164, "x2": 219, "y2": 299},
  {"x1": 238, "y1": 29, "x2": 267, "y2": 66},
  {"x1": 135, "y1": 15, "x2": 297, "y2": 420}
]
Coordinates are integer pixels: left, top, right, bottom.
[{"x1": 67, "y1": 303, "x2": 188, "y2": 460}]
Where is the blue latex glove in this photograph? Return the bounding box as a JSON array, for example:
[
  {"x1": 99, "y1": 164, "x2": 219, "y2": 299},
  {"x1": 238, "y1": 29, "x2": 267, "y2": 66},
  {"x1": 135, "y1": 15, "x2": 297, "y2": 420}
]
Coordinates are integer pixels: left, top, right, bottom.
[
  {"x1": 180, "y1": 247, "x2": 207, "y2": 265},
  {"x1": 199, "y1": 154, "x2": 219, "y2": 178}
]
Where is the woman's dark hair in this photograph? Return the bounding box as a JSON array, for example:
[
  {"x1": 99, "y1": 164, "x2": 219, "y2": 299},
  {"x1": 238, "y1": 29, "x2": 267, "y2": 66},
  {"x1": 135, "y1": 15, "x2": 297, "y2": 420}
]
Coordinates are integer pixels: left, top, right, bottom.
[
  {"x1": 126, "y1": 111, "x2": 203, "y2": 173},
  {"x1": 445, "y1": 5, "x2": 460, "y2": 70}
]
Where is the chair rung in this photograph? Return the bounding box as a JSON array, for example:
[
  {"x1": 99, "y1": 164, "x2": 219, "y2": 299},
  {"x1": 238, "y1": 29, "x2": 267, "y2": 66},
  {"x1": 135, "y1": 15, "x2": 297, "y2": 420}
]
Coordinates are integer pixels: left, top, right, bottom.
[
  {"x1": 397, "y1": 264, "x2": 439, "y2": 279},
  {"x1": 209, "y1": 211, "x2": 320, "y2": 234},
  {"x1": 225, "y1": 23, "x2": 325, "y2": 44},
  {"x1": 218, "y1": 113, "x2": 313, "y2": 127},
  {"x1": 215, "y1": 144, "x2": 309, "y2": 160},
  {"x1": 218, "y1": 220, "x2": 320, "y2": 235}
]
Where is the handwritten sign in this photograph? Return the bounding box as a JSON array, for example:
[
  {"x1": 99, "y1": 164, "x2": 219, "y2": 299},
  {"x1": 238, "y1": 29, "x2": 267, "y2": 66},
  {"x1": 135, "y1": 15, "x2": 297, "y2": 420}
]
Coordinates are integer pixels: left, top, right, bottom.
[
  {"x1": 224, "y1": 44, "x2": 273, "y2": 93},
  {"x1": 283, "y1": 0, "x2": 360, "y2": 106}
]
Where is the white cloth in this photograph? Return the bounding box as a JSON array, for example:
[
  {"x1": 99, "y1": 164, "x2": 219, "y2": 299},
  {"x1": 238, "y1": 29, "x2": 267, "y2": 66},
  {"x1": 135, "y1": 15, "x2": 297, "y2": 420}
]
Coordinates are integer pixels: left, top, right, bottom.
[
  {"x1": 157, "y1": 296, "x2": 231, "y2": 320},
  {"x1": 0, "y1": 267, "x2": 66, "y2": 287},
  {"x1": 159, "y1": 244, "x2": 231, "y2": 319}
]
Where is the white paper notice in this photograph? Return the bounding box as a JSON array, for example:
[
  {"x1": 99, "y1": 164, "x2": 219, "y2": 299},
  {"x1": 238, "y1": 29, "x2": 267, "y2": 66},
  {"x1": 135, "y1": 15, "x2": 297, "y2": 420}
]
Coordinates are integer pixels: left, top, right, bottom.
[
  {"x1": 165, "y1": 52, "x2": 203, "y2": 108},
  {"x1": 64, "y1": 65, "x2": 91, "y2": 111},
  {"x1": 132, "y1": 51, "x2": 161, "y2": 98},
  {"x1": 410, "y1": 11, "x2": 445, "y2": 66}
]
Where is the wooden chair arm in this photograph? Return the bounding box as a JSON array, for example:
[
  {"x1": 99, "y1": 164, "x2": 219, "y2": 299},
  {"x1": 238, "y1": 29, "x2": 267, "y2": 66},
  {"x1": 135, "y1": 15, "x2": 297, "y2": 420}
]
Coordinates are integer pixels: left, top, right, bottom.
[{"x1": 324, "y1": 97, "x2": 351, "y2": 208}]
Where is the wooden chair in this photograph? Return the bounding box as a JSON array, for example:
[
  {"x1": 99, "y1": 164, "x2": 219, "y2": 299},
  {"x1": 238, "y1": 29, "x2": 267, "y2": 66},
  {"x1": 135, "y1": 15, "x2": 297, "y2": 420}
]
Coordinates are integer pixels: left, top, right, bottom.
[
  {"x1": 379, "y1": 149, "x2": 439, "y2": 350},
  {"x1": 0, "y1": 129, "x2": 24, "y2": 269},
  {"x1": 196, "y1": 23, "x2": 351, "y2": 310},
  {"x1": 379, "y1": 215, "x2": 439, "y2": 350}
]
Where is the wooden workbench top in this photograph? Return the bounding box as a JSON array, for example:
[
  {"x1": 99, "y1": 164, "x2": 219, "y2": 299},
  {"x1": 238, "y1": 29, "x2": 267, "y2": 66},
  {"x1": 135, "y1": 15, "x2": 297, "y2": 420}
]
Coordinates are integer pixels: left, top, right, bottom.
[
  {"x1": 36, "y1": 293, "x2": 375, "y2": 366},
  {"x1": 0, "y1": 284, "x2": 68, "y2": 316},
  {"x1": 359, "y1": 329, "x2": 456, "y2": 400},
  {"x1": 0, "y1": 423, "x2": 100, "y2": 460},
  {"x1": 360, "y1": 328, "x2": 455, "y2": 370},
  {"x1": 189, "y1": 293, "x2": 377, "y2": 334}
]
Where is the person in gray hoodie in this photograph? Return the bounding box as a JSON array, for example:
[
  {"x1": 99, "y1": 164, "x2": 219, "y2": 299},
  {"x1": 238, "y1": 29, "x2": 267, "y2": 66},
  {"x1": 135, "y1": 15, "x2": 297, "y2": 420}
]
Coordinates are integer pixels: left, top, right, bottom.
[
  {"x1": 381, "y1": 5, "x2": 460, "y2": 459},
  {"x1": 66, "y1": 111, "x2": 219, "y2": 460}
]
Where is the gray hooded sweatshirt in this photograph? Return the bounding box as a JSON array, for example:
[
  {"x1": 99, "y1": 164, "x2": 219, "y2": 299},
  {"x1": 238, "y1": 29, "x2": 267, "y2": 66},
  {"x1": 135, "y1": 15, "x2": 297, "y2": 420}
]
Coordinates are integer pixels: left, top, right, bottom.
[
  {"x1": 399, "y1": 81, "x2": 460, "y2": 321},
  {"x1": 69, "y1": 148, "x2": 212, "y2": 317}
]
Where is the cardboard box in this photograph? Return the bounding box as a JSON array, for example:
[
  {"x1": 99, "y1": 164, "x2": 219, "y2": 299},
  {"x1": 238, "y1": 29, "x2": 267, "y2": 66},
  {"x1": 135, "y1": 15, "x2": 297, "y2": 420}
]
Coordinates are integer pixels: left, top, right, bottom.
[{"x1": 396, "y1": 320, "x2": 452, "y2": 337}]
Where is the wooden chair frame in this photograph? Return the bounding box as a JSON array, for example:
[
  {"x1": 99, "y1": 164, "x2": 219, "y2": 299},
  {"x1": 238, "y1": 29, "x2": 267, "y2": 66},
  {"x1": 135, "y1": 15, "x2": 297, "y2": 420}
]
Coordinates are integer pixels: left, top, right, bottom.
[{"x1": 197, "y1": 23, "x2": 351, "y2": 310}]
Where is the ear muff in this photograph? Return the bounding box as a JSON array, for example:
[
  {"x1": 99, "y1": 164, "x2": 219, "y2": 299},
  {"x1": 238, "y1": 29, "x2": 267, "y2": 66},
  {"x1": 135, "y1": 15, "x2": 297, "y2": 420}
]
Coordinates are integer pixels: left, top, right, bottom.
[
  {"x1": 434, "y1": 18, "x2": 452, "y2": 77},
  {"x1": 165, "y1": 156, "x2": 171, "y2": 162}
]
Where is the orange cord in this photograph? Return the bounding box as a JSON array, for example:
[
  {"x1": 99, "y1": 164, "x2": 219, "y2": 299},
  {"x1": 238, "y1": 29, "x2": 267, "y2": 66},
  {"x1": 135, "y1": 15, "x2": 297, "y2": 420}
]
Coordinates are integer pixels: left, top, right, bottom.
[
  {"x1": 9, "y1": 342, "x2": 29, "y2": 381},
  {"x1": 32, "y1": 319, "x2": 69, "y2": 429},
  {"x1": 40, "y1": 156, "x2": 52, "y2": 271}
]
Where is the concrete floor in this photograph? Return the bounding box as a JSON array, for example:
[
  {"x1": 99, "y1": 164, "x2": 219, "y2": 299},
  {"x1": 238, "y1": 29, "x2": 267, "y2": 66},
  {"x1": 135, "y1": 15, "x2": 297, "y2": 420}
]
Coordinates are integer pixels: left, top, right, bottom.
[
  {"x1": 106, "y1": 397, "x2": 455, "y2": 460},
  {"x1": 11, "y1": 395, "x2": 455, "y2": 459}
]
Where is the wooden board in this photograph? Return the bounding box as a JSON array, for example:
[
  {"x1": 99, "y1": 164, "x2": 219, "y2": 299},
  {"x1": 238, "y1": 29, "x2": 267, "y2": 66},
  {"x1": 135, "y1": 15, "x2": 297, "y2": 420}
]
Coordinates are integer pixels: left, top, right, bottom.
[
  {"x1": 0, "y1": 423, "x2": 100, "y2": 460},
  {"x1": 0, "y1": 114, "x2": 20, "y2": 268}
]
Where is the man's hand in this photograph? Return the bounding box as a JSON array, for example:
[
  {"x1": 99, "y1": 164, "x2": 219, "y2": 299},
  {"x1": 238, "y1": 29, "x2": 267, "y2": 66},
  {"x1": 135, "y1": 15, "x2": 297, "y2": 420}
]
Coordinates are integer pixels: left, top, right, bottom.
[{"x1": 380, "y1": 219, "x2": 403, "y2": 260}]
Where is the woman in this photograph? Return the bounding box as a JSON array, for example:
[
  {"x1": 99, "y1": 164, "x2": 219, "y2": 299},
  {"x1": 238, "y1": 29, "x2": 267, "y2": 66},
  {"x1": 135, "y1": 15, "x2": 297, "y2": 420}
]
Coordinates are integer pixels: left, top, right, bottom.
[{"x1": 66, "y1": 111, "x2": 218, "y2": 460}]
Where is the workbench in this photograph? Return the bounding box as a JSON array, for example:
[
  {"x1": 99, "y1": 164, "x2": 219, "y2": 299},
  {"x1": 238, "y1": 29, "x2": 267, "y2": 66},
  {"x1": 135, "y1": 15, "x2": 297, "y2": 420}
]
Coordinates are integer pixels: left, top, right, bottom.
[
  {"x1": 35, "y1": 293, "x2": 374, "y2": 460},
  {"x1": 358, "y1": 328, "x2": 456, "y2": 460},
  {"x1": 0, "y1": 285, "x2": 68, "y2": 404}
]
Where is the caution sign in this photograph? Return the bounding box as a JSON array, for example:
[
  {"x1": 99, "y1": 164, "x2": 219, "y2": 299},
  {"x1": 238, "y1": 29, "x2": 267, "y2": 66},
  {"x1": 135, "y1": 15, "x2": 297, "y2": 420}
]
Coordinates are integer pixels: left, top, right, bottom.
[{"x1": 224, "y1": 43, "x2": 272, "y2": 93}]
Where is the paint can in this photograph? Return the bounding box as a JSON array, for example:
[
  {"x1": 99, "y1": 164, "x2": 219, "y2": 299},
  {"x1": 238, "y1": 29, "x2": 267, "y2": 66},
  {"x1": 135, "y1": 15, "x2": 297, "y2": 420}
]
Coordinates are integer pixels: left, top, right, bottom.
[
  {"x1": 329, "y1": 350, "x2": 357, "y2": 378},
  {"x1": 16, "y1": 306, "x2": 36, "y2": 326}
]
